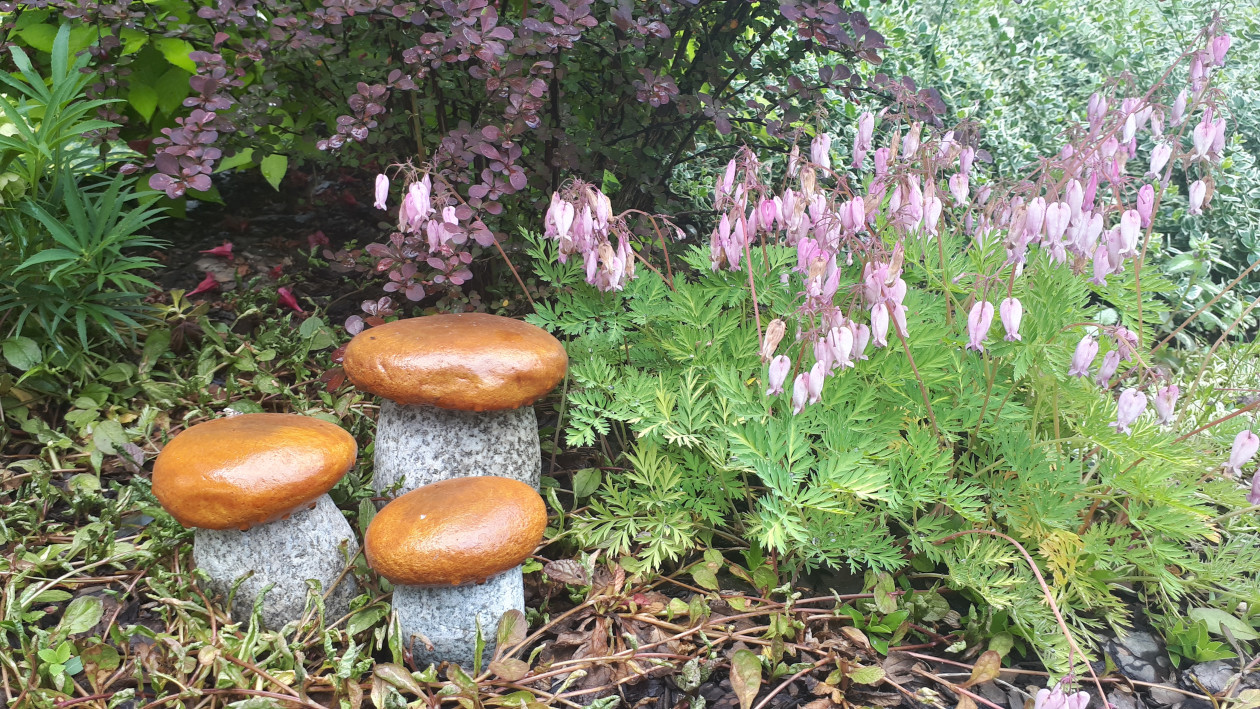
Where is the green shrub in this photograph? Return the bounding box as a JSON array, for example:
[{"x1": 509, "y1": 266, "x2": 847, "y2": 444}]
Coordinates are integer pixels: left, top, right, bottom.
[{"x1": 0, "y1": 26, "x2": 165, "y2": 391}]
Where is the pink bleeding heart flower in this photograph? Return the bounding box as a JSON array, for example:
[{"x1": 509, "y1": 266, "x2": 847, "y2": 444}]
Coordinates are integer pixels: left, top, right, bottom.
[
  {"x1": 1066, "y1": 181, "x2": 1084, "y2": 221},
  {"x1": 766, "y1": 354, "x2": 791, "y2": 397},
  {"x1": 811, "y1": 132, "x2": 832, "y2": 171},
  {"x1": 1250, "y1": 473, "x2": 1260, "y2": 506},
  {"x1": 949, "y1": 173, "x2": 969, "y2": 205},
  {"x1": 806, "y1": 361, "x2": 826, "y2": 405},
  {"x1": 1188, "y1": 180, "x2": 1207, "y2": 215},
  {"x1": 1091, "y1": 244, "x2": 1111, "y2": 287},
  {"x1": 1119, "y1": 210, "x2": 1142, "y2": 256},
  {"x1": 373, "y1": 173, "x2": 389, "y2": 210},
  {"x1": 277, "y1": 286, "x2": 303, "y2": 314},
  {"x1": 1044, "y1": 202, "x2": 1070, "y2": 242},
  {"x1": 902, "y1": 123, "x2": 922, "y2": 160},
  {"x1": 1153, "y1": 384, "x2": 1179, "y2": 425},
  {"x1": 966, "y1": 300, "x2": 994, "y2": 352},
  {"x1": 307, "y1": 231, "x2": 330, "y2": 250},
  {"x1": 851, "y1": 322, "x2": 870, "y2": 360},
  {"x1": 186, "y1": 272, "x2": 219, "y2": 297},
  {"x1": 1210, "y1": 34, "x2": 1232, "y2": 66},
  {"x1": 1226, "y1": 430, "x2": 1259, "y2": 475},
  {"x1": 870, "y1": 303, "x2": 890, "y2": 348},
  {"x1": 200, "y1": 241, "x2": 234, "y2": 260},
  {"x1": 1095, "y1": 350, "x2": 1121, "y2": 387},
  {"x1": 1192, "y1": 111, "x2": 1215, "y2": 160},
  {"x1": 1112, "y1": 388, "x2": 1147, "y2": 435},
  {"x1": 1000, "y1": 297, "x2": 1023, "y2": 342},
  {"x1": 1087, "y1": 92, "x2": 1107, "y2": 129},
  {"x1": 791, "y1": 373, "x2": 809, "y2": 414},
  {"x1": 1069, "y1": 335, "x2": 1098, "y2": 377},
  {"x1": 1171, "y1": 89, "x2": 1188, "y2": 126},
  {"x1": 959, "y1": 146, "x2": 975, "y2": 176},
  {"x1": 1147, "y1": 143, "x2": 1172, "y2": 179},
  {"x1": 853, "y1": 112, "x2": 874, "y2": 168},
  {"x1": 1136, "y1": 184, "x2": 1155, "y2": 228}
]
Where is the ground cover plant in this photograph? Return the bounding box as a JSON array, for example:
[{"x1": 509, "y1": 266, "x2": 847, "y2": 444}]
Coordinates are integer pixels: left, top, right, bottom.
[{"x1": 2, "y1": 3, "x2": 1260, "y2": 709}]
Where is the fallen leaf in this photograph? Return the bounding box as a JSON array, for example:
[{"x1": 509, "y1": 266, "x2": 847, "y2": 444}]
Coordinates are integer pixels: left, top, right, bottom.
[
  {"x1": 849, "y1": 666, "x2": 886, "y2": 685},
  {"x1": 961, "y1": 650, "x2": 1002, "y2": 688},
  {"x1": 730, "y1": 648, "x2": 763, "y2": 709},
  {"x1": 544, "y1": 559, "x2": 590, "y2": 586},
  {"x1": 489, "y1": 659, "x2": 530, "y2": 681}
]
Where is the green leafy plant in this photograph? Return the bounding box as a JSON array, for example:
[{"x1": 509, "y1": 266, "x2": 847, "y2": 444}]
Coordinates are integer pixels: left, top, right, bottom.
[{"x1": 0, "y1": 25, "x2": 165, "y2": 389}]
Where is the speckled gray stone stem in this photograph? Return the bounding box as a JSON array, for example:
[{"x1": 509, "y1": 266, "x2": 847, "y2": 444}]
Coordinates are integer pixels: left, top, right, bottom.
[
  {"x1": 373, "y1": 401, "x2": 539, "y2": 495},
  {"x1": 193, "y1": 494, "x2": 360, "y2": 631},
  {"x1": 394, "y1": 568, "x2": 523, "y2": 669}
]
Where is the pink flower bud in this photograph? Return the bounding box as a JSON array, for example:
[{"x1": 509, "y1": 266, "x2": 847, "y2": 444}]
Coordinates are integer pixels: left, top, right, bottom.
[
  {"x1": 1069, "y1": 334, "x2": 1098, "y2": 377},
  {"x1": 1000, "y1": 297, "x2": 1023, "y2": 342},
  {"x1": 1095, "y1": 350, "x2": 1120, "y2": 387},
  {"x1": 1136, "y1": 185, "x2": 1155, "y2": 228},
  {"x1": 966, "y1": 300, "x2": 994, "y2": 352},
  {"x1": 871, "y1": 303, "x2": 890, "y2": 347},
  {"x1": 1147, "y1": 143, "x2": 1172, "y2": 179},
  {"x1": 373, "y1": 173, "x2": 389, "y2": 210},
  {"x1": 1153, "y1": 384, "x2": 1179, "y2": 425},
  {"x1": 1112, "y1": 388, "x2": 1147, "y2": 435},
  {"x1": 1188, "y1": 180, "x2": 1207, "y2": 215},
  {"x1": 1171, "y1": 89, "x2": 1188, "y2": 126},
  {"x1": 891, "y1": 304, "x2": 909, "y2": 339},
  {"x1": 1066, "y1": 180, "x2": 1084, "y2": 221},
  {"x1": 1087, "y1": 92, "x2": 1107, "y2": 129},
  {"x1": 949, "y1": 173, "x2": 969, "y2": 205},
  {"x1": 811, "y1": 133, "x2": 832, "y2": 171},
  {"x1": 959, "y1": 146, "x2": 975, "y2": 176},
  {"x1": 1227, "y1": 430, "x2": 1259, "y2": 475},
  {"x1": 791, "y1": 373, "x2": 809, "y2": 414},
  {"x1": 766, "y1": 355, "x2": 791, "y2": 396},
  {"x1": 722, "y1": 159, "x2": 737, "y2": 195}
]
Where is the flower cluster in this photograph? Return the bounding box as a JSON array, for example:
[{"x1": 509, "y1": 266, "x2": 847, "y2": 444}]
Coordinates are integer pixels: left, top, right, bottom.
[
  {"x1": 340, "y1": 168, "x2": 497, "y2": 334},
  {"x1": 542, "y1": 183, "x2": 638, "y2": 292}
]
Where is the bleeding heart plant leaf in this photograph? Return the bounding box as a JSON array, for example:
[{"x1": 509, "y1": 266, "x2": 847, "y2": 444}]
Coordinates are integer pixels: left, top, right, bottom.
[{"x1": 730, "y1": 648, "x2": 762, "y2": 709}]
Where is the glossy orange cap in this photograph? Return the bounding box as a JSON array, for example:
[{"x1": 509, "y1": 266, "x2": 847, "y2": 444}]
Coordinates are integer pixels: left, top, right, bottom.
[
  {"x1": 341, "y1": 314, "x2": 567, "y2": 411},
  {"x1": 152, "y1": 413, "x2": 357, "y2": 531},
  {"x1": 364, "y1": 476, "x2": 546, "y2": 586}
]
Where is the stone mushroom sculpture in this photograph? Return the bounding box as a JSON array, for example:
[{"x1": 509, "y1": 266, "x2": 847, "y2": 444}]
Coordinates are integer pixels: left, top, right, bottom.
[
  {"x1": 342, "y1": 313, "x2": 567, "y2": 495},
  {"x1": 152, "y1": 413, "x2": 361, "y2": 630},
  {"x1": 364, "y1": 475, "x2": 546, "y2": 667}
]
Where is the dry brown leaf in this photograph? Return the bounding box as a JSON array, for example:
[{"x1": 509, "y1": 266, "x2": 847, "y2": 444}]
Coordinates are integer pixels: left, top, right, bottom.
[{"x1": 961, "y1": 651, "x2": 1002, "y2": 688}]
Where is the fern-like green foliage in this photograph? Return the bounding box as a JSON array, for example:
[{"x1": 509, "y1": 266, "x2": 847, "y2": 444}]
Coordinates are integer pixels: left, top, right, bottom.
[{"x1": 523, "y1": 227, "x2": 1254, "y2": 670}]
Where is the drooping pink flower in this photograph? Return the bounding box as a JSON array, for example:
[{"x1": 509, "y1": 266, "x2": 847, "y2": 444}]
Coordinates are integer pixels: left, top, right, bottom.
[
  {"x1": 1192, "y1": 112, "x2": 1216, "y2": 161},
  {"x1": 1069, "y1": 335, "x2": 1098, "y2": 377},
  {"x1": 1044, "y1": 202, "x2": 1070, "y2": 242},
  {"x1": 1000, "y1": 297, "x2": 1023, "y2": 342},
  {"x1": 966, "y1": 301, "x2": 994, "y2": 352},
  {"x1": 791, "y1": 373, "x2": 809, "y2": 414},
  {"x1": 1249, "y1": 474, "x2": 1260, "y2": 506},
  {"x1": 828, "y1": 325, "x2": 854, "y2": 369},
  {"x1": 959, "y1": 146, "x2": 975, "y2": 176},
  {"x1": 811, "y1": 133, "x2": 832, "y2": 171},
  {"x1": 871, "y1": 303, "x2": 890, "y2": 348},
  {"x1": 306, "y1": 231, "x2": 330, "y2": 250},
  {"x1": 1210, "y1": 34, "x2": 1231, "y2": 66},
  {"x1": 1119, "y1": 210, "x2": 1142, "y2": 256},
  {"x1": 1087, "y1": 92, "x2": 1107, "y2": 129},
  {"x1": 1024, "y1": 197, "x2": 1047, "y2": 239},
  {"x1": 1035, "y1": 685, "x2": 1090, "y2": 709},
  {"x1": 949, "y1": 173, "x2": 969, "y2": 205},
  {"x1": 373, "y1": 173, "x2": 389, "y2": 210},
  {"x1": 186, "y1": 272, "x2": 219, "y2": 297},
  {"x1": 277, "y1": 286, "x2": 303, "y2": 314},
  {"x1": 1136, "y1": 185, "x2": 1155, "y2": 228},
  {"x1": 1188, "y1": 180, "x2": 1207, "y2": 215},
  {"x1": 1091, "y1": 243, "x2": 1111, "y2": 287},
  {"x1": 806, "y1": 361, "x2": 826, "y2": 405},
  {"x1": 1226, "y1": 430, "x2": 1259, "y2": 475},
  {"x1": 903, "y1": 123, "x2": 922, "y2": 159},
  {"x1": 1112, "y1": 388, "x2": 1147, "y2": 434},
  {"x1": 1153, "y1": 385, "x2": 1179, "y2": 425},
  {"x1": 766, "y1": 355, "x2": 791, "y2": 396},
  {"x1": 1096, "y1": 350, "x2": 1120, "y2": 387},
  {"x1": 1147, "y1": 143, "x2": 1172, "y2": 179},
  {"x1": 1113, "y1": 326, "x2": 1140, "y2": 361},
  {"x1": 851, "y1": 322, "x2": 870, "y2": 360},
  {"x1": 200, "y1": 241, "x2": 234, "y2": 260}
]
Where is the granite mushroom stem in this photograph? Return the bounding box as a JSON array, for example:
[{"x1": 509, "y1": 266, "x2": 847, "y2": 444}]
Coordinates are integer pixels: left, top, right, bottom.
[
  {"x1": 364, "y1": 476, "x2": 547, "y2": 667},
  {"x1": 342, "y1": 313, "x2": 567, "y2": 496},
  {"x1": 152, "y1": 413, "x2": 361, "y2": 630}
]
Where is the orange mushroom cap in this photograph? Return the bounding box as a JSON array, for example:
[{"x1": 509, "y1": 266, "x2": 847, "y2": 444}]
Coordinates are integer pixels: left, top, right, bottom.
[
  {"x1": 152, "y1": 413, "x2": 357, "y2": 531},
  {"x1": 364, "y1": 476, "x2": 547, "y2": 586},
  {"x1": 341, "y1": 314, "x2": 567, "y2": 411}
]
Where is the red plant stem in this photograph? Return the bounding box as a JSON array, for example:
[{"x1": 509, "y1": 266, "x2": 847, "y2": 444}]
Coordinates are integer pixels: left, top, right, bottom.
[
  {"x1": 1155, "y1": 258, "x2": 1260, "y2": 351},
  {"x1": 894, "y1": 324, "x2": 942, "y2": 439},
  {"x1": 743, "y1": 235, "x2": 765, "y2": 351},
  {"x1": 934, "y1": 529, "x2": 1107, "y2": 703}
]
